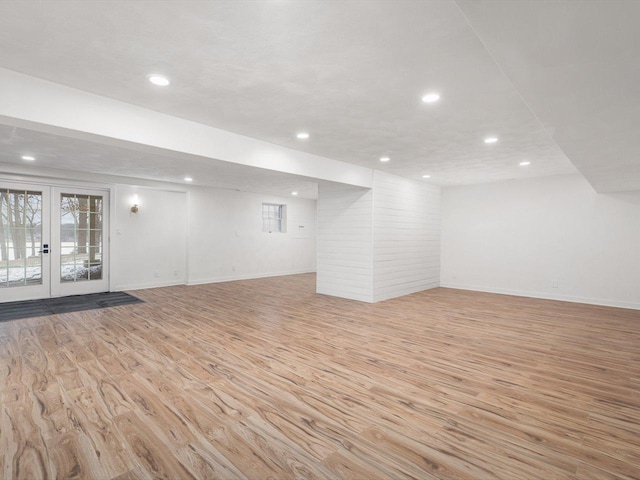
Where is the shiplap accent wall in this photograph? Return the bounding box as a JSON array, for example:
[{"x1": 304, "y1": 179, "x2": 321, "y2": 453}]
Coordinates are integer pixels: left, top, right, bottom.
[
  {"x1": 372, "y1": 172, "x2": 441, "y2": 302},
  {"x1": 317, "y1": 173, "x2": 441, "y2": 303},
  {"x1": 316, "y1": 182, "x2": 373, "y2": 302}
]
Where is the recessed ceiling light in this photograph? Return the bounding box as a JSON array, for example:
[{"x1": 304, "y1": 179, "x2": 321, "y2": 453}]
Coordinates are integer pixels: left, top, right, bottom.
[
  {"x1": 484, "y1": 137, "x2": 498, "y2": 144},
  {"x1": 21, "y1": 155, "x2": 36, "y2": 161},
  {"x1": 422, "y1": 174, "x2": 431, "y2": 178},
  {"x1": 421, "y1": 93, "x2": 440, "y2": 103},
  {"x1": 147, "y1": 74, "x2": 171, "y2": 86},
  {"x1": 184, "y1": 177, "x2": 193, "y2": 182},
  {"x1": 296, "y1": 132, "x2": 310, "y2": 139},
  {"x1": 291, "y1": 191, "x2": 298, "y2": 196},
  {"x1": 519, "y1": 161, "x2": 531, "y2": 166},
  {"x1": 380, "y1": 157, "x2": 390, "y2": 162}
]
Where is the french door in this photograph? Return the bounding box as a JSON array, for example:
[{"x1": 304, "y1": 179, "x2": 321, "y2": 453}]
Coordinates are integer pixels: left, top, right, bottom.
[
  {"x1": 0, "y1": 182, "x2": 109, "y2": 303},
  {"x1": 0, "y1": 183, "x2": 51, "y2": 302}
]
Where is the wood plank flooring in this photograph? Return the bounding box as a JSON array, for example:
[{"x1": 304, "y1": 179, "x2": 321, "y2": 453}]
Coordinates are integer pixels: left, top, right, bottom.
[{"x1": 1, "y1": 273, "x2": 639, "y2": 479}]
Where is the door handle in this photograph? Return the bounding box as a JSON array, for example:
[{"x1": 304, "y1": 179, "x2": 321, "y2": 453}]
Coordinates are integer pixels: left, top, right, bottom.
[{"x1": 40, "y1": 244, "x2": 49, "y2": 254}]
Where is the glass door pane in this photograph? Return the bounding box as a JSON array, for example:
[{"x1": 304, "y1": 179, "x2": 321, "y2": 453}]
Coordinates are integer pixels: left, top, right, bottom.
[
  {"x1": 0, "y1": 189, "x2": 43, "y2": 288},
  {"x1": 0, "y1": 183, "x2": 50, "y2": 304},
  {"x1": 60, "y1": 193, "x2": 103, "y2": 283}
]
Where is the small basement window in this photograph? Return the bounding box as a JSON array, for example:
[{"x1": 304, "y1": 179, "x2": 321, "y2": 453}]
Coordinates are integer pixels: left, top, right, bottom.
[{"x1": 262, "y1": 203, "x2": 287, "y2": 233}]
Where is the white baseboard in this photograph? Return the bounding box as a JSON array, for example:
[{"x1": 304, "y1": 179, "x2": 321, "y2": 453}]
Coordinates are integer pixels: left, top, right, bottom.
[
  {"x1": 373, "y1": 282, "x2": 440, "y2": 303},
  {"x1": 440, "y1": 282, "x2": 640, "y2": 311},
  {"x1": 113, "y1": 279, "x2": 186, "y2": 292},
  {"x1": 316, "y1": 288, "x2": 374, "y2": 303},
  {"x1": 188, "y1": 269, "x2": 316, "y2": 286}
]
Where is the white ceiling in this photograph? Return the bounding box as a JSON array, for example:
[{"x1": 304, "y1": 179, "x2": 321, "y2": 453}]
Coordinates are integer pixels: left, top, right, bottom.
[
  {"x1": 0, "y1": 125, "x2": 319, "y2": 199},
  {"x1": 0, "y1": 1, "x2": 637, "y2": 192},
  {"x1": 456, "y1": 0, "x2": 640, "y2": 193},
  {"x1": 0, "y1": 0, "x2": 579, "y2": 188}
]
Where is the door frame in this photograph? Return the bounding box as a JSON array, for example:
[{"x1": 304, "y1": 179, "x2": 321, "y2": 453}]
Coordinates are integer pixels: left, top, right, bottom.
[
  {"x1": 0, "y1": 175, "x2": 113, "y2": 301},
  {"x1": 50, "y1": 186, "x2": 110, "y2": 298},
  {"x1": 0, "y1": 181, "x2": 51, "y2": 303}
]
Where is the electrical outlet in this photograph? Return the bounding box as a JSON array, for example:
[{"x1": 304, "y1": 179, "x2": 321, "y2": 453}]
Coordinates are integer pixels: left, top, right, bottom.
[
  {"x1": 232, "y1": 266, "x2": 236, "y2": 272},
  {"x1": 552, "y1": 280, "x2": 559, "y2": 288},
  {"x1": 154, "y1": 272, "x2": 160, "y2": 278}
]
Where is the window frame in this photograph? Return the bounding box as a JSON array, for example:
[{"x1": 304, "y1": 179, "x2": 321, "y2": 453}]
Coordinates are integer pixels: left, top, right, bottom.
[{"x1": 262, "y1": 203, "x2": 287, "y2": 233}]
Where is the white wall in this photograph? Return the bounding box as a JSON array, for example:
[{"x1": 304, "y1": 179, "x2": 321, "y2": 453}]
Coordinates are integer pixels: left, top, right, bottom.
[
  {"x1": 317, "y1": 173, "x2": 441, "y2": 303},
  {"x1": 316, "y1": 183, "x2": 373, "y2": 302},
  {"x1": 441, "y1": 174, "x2": 640, "y2": 309},
  {"x1": 373, "y1": 172, "x2": 441, "y2": 302},
  {"x1": 1, "y1": 170, "x2": 317, "y2": 292},
  {"x1": 187, "y1": 186, "x2": 316, "y2": 285},
  {"x1": 112, "y1": 185, "x2": 187, "y2": 290}
]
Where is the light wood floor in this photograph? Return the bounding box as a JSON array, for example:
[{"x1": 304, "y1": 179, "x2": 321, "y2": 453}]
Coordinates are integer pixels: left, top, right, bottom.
[{"x1": 1, "y1": 273, "x2": 639, "y2": 479}]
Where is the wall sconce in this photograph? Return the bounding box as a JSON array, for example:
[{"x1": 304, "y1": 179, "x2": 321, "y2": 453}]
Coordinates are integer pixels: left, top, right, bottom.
[{"x1": 131, "y1": 194, "x2": 140, "y2": 214}]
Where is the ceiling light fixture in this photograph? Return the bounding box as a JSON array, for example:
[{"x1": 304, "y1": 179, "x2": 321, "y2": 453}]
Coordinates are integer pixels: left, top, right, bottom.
[
  {"x1": 291, "y1": 191, "x2": 298, "y2": 196},
  {"x1": 421, "y1": 93, "x2": 440, "y2": 103},
  {"x1": 21, "y1": 155, "x2": 36, "y2": 161},
  {"x1": 422, "y1": 174, "x2": 431, "y2": 178},
  {"x1": 519, "y1": 161, "x2": 531, "y2": 166},
  {"x1": 484, "y1": 137, "x2": 498, "y2": 144},
  {"x1": 296, "y1": 132, "x2": 310, "y2": 139},
  {"x1": 184, "y1": 177, "x2": 193, "y2": 182},
  {"x1": 147, "y1": 74, "x2": 171, "y2": 86},
  {"x1": 380, "y1": 157, "x2": 390, "y2": 162}
]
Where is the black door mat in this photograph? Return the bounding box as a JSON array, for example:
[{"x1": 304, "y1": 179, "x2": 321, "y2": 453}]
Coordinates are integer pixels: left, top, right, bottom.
[{"x1": 0, "y1": 292, "x2": 143, "y2": 322}]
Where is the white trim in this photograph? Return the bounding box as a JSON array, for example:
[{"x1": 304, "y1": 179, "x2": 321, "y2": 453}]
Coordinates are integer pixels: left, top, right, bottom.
[
  {"x1": 373, "y1": 281, "x2": 440, "y2": 303},
  {"x1": 51, "y1": 186, "x2": 111, "y2": 297},
  {"x1": 0, "y1": 171, "x2": 115, "y2": 191},
  {"x1": 369, "y1": 179, "x2": 375, "y2": 303},
  {"x1": 440, "y1": 282, "x2": 640, "y2": 311},
  {"x1": 0, "y1": 164, "x2": 189, "y2": 193},
  {"x1": 188, "y1": 269, "x2": 316, "y2": 286},
  {"x1": 184, "y1": 189, "x2": 191, "y2": 291},
  {"x1": 114, "y1": 279, "x2": 186, "y2": 292},
  {"x1": 316, "y1": 290, "x2": 374, "y2": 304},
  {"x1": 0, "y1": 182, "x2": 51, "y2": 303}
]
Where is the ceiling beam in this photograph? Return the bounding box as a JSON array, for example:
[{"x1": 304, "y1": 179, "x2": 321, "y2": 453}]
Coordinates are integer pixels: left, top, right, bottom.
[{"x1": 0, "y1": 67, "x2": 373, "y2": 189}]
